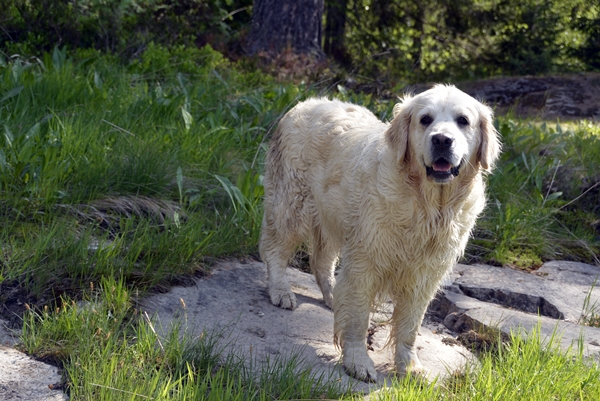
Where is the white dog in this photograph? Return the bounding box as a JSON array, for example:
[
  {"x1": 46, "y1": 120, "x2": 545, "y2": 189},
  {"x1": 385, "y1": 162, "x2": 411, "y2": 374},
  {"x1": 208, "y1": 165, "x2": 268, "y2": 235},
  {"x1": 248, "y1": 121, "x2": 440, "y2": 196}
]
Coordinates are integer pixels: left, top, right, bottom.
[{"x1": 259, "y1": 85, "x2": 501, "y2": 381}]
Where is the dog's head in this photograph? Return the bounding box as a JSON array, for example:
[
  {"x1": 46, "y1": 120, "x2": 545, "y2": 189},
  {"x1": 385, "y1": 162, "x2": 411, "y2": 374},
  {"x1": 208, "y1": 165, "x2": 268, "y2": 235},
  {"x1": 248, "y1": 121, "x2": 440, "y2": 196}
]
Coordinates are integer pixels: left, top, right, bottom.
[{"x1": 386, "y1": 84, "x2": 501, "y2": 184}]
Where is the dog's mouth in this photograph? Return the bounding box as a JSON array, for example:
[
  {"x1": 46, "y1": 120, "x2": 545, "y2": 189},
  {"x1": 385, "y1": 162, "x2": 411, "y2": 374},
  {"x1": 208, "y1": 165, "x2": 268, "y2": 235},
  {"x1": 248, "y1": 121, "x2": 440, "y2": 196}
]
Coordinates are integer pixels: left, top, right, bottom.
[{"x1": 426, "y1": 158, "x2": 462, "y2": 183}]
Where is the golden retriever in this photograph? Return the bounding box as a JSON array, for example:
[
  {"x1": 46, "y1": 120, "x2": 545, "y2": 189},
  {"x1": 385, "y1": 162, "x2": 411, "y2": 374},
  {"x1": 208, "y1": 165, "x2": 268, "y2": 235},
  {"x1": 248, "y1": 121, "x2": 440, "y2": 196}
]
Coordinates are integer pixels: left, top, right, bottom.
[{"x1": 259, "y1": 85, "x2": 501, "y2": 381}]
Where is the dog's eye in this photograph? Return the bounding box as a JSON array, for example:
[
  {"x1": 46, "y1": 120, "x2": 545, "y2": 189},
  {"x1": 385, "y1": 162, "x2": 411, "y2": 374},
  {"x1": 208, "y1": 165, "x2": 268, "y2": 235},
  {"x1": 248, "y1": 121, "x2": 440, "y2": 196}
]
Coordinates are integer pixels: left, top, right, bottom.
[
  {"x1": 456, "y1": 116, "x2": 469, "y2": 126},
  {"x1": 420, "y1": 115, "x2": 433, "y2": 126}
]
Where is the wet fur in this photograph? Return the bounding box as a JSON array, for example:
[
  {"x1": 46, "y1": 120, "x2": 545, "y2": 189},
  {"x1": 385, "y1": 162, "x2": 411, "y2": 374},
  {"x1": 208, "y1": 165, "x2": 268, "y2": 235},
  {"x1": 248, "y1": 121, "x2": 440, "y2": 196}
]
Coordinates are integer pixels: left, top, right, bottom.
[{"x1": 259, "y1": 85, "x2": 501, "y2": 381}]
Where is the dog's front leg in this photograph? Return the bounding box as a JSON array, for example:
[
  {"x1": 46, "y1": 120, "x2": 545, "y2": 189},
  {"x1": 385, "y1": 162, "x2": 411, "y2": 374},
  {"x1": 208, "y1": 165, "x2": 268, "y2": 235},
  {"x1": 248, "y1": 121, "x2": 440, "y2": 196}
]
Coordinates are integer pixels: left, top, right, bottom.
[
  {"x1": 333, "y1": 267, "x2": 378, "y2": 382},
  {"x1": 390, "y1": 295, "x2": 429, "y2": 377}
]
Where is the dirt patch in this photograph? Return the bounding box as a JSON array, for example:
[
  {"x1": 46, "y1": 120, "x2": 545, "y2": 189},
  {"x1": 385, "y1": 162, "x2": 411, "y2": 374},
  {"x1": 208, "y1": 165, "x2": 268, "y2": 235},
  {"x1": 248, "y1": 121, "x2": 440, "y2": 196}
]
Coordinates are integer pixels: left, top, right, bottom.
[{"x1": 0, "y1": 281, "x2": 43, "y2": 329}]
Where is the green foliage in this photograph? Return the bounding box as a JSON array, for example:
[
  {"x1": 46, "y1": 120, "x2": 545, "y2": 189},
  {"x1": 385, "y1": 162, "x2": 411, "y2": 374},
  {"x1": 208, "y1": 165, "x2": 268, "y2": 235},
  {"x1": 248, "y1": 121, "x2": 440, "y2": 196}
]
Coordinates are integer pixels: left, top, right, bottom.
[
  {"x1": 339, "y1": 0, "x2": 591, "y2": 82},
  {"x1": 0, "y1": 0, "x2": 253, "y2": 55},
  {"x1": 572, "y1": 1, "x2": 600, "y2": 69},
  {"x1": 488, "y1": 0, "x2": 565, "y2": 75},
  {"x1": 129, "y1": 42, "x2": 230, "y2": 77},
  {"x1": 3, "y1": 0, "x2": 600, "y2": 82}
]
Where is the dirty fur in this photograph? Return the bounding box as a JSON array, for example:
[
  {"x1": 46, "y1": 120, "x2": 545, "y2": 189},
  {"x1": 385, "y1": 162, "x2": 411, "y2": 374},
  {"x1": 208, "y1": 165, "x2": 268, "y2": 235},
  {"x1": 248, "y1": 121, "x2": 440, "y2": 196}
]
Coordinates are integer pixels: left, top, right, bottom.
[{"x1": 259, "y1": 85, "x2": 501, "y2": 381}]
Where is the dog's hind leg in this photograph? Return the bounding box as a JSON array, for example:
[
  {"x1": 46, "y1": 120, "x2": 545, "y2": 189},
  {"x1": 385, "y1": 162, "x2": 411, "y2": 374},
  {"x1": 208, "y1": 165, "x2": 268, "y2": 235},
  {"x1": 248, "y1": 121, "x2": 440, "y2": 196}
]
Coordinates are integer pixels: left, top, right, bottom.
[
  {"x1": 260, "y1": 121, "x2": 314, "y2": 309},
  {"x1": 259, "y1": 214, "x2": 300, "y2": 309},
  {"x1": 310, "y1": 225, "x2": 338, "y2": 309}
]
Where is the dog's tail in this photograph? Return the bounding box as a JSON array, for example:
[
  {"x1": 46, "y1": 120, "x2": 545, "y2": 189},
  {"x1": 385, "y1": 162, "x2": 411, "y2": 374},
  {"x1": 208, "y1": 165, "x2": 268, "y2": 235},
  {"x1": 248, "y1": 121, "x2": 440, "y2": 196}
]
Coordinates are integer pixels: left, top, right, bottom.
[{"x1": 260, "y1": 116, "x2": 313, "y2": 258}]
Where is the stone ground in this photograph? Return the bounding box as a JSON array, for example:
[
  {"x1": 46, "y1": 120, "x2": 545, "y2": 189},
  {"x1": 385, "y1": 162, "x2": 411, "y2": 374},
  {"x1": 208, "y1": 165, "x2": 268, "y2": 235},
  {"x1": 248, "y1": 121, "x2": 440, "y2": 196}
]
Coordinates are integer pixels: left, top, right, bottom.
[
  {"x1": 0, "y1": 322, "x2": 66, "y2": 401},
  {"x1": 140, "y1": 259, "x2": 600, "y2": 393},
  {"x1": 464, "y1": 74, "x2": 600, "y2": 119},
  {"x1": 432, "y1": 261, "x2": 600, "y2": 359},
  {"x1": 414, "y1": 73, "x2": 600, "y2": 120}
]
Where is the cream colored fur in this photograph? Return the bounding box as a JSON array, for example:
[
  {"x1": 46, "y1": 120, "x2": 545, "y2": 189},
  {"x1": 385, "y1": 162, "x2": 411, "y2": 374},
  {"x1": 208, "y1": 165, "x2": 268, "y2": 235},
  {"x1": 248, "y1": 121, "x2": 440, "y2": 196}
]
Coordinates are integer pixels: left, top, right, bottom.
[{"x1": 259, "y1": 85, "x2": 501, "y2": 381}]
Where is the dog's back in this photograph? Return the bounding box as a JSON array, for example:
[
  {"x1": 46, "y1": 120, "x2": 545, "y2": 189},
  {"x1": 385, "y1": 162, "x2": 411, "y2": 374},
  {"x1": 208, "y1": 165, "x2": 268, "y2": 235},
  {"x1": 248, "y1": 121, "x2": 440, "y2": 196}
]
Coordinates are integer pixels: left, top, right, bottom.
[{"x1": 263, "y1": 98, "x2": 386, "y2": 241}]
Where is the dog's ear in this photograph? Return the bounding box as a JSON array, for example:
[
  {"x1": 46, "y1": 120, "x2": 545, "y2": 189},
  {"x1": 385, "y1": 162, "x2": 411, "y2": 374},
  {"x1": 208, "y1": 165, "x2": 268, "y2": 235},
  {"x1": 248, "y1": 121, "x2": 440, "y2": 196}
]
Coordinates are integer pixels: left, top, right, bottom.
[
  {"x1": 477, "y1": 104, "x2": 501, "y2": 171},
  {"x1": 386, "y1": 97, "x2": 413, "y2": 163}
]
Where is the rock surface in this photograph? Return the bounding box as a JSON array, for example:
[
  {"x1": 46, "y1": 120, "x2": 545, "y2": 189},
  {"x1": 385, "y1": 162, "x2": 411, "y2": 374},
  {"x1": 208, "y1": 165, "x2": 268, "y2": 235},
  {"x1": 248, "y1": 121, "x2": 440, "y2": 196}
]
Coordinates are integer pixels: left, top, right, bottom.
[
  {"x1": 461, "y1": 74, "x2": 600, "y2": 119},
  {"x1": 430, "y1": 262, "x2": 600, "y2": 361},
  {"x1": 141, "y1": 258, "x2": 600, "y2": 392},
  {"x1": 405, "y1": 74, "x2": 600, "y2": 120},
  {"x1": 0, "y1": 323, "x2": 66, "y2": 401},
  {"x1": 449, "y1": 262, "x2": 600, "y2": 321}
]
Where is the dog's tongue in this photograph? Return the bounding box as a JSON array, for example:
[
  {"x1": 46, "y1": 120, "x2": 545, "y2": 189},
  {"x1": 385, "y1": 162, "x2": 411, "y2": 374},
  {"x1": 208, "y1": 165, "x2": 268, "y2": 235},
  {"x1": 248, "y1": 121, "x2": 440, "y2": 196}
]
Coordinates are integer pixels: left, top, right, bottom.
[{"x1": 433, "y1": 159, "x2": 452, "y2": 172}]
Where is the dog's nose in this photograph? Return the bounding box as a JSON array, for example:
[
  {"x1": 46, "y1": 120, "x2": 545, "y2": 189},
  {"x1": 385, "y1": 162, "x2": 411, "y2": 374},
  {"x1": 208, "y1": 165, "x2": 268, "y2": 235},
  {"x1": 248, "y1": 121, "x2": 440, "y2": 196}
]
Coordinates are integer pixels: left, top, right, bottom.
[{"x1": 432, "y1": 134, "x2": 453, "y2": 151}]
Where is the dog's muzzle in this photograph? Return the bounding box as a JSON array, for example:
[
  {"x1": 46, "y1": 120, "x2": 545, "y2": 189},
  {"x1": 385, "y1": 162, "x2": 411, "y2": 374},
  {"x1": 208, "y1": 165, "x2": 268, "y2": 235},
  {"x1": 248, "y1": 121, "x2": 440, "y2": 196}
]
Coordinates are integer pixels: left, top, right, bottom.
[
  {"x1": 426, "y1": 158, "x2": 462, "y2": 183},
  {"x1": 426, "y1": 134, "x2": 462, "y2": 183}
]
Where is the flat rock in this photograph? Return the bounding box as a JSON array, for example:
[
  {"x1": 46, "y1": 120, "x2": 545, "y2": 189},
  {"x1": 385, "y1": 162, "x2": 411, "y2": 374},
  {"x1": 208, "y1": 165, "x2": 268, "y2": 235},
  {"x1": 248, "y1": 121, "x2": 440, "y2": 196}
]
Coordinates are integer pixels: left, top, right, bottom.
[
  {"x1": 0, "y1": 342, "x2": 66, "y2": 401},
  {"x1": 451, "y1": 262, "x2": 600, "y2": 322},
  {"x1": 141, "y1": 259, "x2": 475, "y2": 393},
  {"x1": 429, "y1": 262, "x2": 600, "y2": 360},
  {"x1": 431, "y1": 290, "x2": 600, "y2": 360}
]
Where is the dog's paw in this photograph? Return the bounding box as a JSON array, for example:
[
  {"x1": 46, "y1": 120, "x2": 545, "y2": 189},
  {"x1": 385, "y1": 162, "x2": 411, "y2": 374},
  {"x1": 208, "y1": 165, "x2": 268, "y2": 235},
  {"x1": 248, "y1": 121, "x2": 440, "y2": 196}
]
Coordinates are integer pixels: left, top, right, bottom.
[
  {"x1": 344, "y1": 360, "x2": 378, "y2": 382},
  {"x1": 316, "y1": 277, "x2": 334, "y2": 309},
  {"x1": 322, "y1": 292, "x2": 333, "y2": 309},
  {"x1": 395, "y1": 344, "x2": 427, "y2": 378},
  {"x1": 269, "y1": 288, "x2": 297, "y2": 309},
  {"x1": 342, "y1": 342, "x2": 378, "y2": 382},
  {"x1": 397, "y1": 362, "x2": 429, "y2": 379}
]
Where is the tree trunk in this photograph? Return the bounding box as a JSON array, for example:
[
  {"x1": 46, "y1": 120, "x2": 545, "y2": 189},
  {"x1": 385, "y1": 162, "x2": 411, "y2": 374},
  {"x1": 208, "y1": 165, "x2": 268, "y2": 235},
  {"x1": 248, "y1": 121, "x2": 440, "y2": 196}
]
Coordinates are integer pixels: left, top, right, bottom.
[
  {"x1": 410, "y1": 4, "x2": 425, "y2": 76},
  {"x1": 248, "y1": 0, "x2": 325, "y2": 59},
  {"x1": 324, "y1": 0, "x2": 348, "y2": 65}
]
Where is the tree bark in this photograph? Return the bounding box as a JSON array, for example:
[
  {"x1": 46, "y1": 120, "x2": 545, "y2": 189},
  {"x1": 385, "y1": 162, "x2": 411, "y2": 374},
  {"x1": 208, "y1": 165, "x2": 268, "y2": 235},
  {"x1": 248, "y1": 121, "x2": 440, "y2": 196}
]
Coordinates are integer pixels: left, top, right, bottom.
[
  {"x1": 248, "y1": 0, "x2": 325, "y2": 59},
  {"x1": 324, "y1": 0, "x2": 348, "y2": 65}
]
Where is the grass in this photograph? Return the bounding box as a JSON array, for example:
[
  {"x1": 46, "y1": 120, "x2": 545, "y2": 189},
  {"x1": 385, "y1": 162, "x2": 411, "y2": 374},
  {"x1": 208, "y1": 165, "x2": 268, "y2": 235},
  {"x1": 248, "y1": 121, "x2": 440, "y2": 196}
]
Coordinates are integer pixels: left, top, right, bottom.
[
  {"x1": 0, "y1": 45, "x2": 399, "y2": 301},
  {"x1": 469, "y1": 119, "x2": 600, "y2": 267},
  {"x1": 580, "y1": 279, "x2": 600, "y2": 328},
  {"x1": 453, "y1": 329, "x2": 600, "y2": 400},
  {"x1": 0, "y1": 45, "x2": 599, "y2": 399},
  {"x1": 0, "y1": 45, "x2": 301, "y2": 299},
  {"x1": 371, "y1": 328, "x2": 600, "y2": 401}
]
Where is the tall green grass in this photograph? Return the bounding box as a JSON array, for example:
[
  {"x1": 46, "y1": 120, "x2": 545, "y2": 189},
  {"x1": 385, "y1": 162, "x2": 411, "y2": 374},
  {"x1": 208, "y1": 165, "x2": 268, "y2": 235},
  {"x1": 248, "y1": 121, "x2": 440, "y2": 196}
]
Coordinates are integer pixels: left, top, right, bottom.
[
  {"x1": 0, "y1": 45, "x2": 303, "y2": 298},
  {"x1": 470, "y1": 119, "x2": 600, "y2": 268}
]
